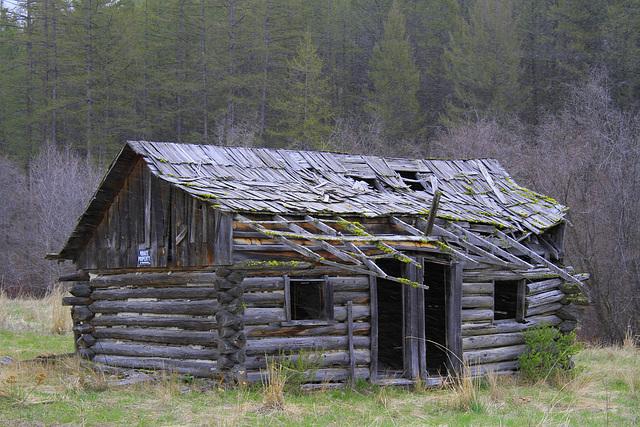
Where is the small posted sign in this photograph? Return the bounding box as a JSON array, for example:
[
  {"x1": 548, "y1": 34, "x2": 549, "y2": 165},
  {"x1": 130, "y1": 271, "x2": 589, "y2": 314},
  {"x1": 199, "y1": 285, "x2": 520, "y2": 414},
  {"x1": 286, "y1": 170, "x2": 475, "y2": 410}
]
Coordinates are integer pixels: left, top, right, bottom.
[{"x1": 137, "y1": 249, "x2": 152, "y2": 267}]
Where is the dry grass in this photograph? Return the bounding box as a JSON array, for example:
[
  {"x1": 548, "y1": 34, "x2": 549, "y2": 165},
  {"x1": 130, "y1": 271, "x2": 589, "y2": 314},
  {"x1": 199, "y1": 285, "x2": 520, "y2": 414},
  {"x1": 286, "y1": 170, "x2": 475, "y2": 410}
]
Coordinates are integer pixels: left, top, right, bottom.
[
  {"x1": 0, "y1": 287, "x2": 72, "y2": 334},
  {"x1": 260, "y1": 357, "x2": 286, "y2": 411}
]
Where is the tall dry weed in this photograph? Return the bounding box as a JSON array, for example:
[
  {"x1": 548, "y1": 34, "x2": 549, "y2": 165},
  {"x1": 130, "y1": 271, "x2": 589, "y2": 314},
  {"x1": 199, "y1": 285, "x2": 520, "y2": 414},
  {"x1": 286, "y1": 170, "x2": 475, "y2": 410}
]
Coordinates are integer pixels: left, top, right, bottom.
[
  {"x1": 449, "y1": 364, "x2": 480, "y2": 412},
  {"x1": 46, "y1": 285, "x2": 71, "y2": 334},
  {"x1": 0, "y1": 289, "x2": 12, "y2": 330},
  {"x1": 261, "y1": 358, "x2": 286, "y2": 411}
]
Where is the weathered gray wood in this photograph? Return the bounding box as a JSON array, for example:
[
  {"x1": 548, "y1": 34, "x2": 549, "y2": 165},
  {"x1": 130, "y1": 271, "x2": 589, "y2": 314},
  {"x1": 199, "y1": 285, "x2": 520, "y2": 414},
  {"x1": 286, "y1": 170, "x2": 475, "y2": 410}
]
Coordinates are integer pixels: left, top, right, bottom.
[
  {"x1": 462, "y1": 282, "x2": 493, "y2": 295},
  {"x1": 73, "y1": 323, "x2": 94, "y2": 334},
  {"x1": 525, "y1": 302, "x2": 564, "y2": 317},
  {"x1": 556, "y1": 305, "x2": 583, "y2": 322},
  {"x1": 72, "y1": 306, "x2": 94, "y2": 322},
  {"x1": 462, "y1": 315, "x2": 562, "y2": 336},
  {"x1": 558, "y1": 320, "x2": 577, "y2": 333},
  {"x1": 461, "y1": 309, "x2": 493, "y2": 323},
  {"x1": 62, "y1": 297, "x2": 93, "y2": 306},
  {"x1": 323, "y1": 276, "x2": 335, "y2": 321},
  {"x1": 245, "y1": 336, "x2": 370, "y2": 354},
  {"x1": 246, "y1": 367, "x2": 370, "y2": 384},
  {"x1": 244, "y1": 350, "x2": 370, "y2": 370},
  {"x1": 333, "y1": 292, "x2": 369, "y2": 304},
  {"x1": 464, "y1": 344, "x2": 529, "y2": 365},
  {"x1": 527, "y1": 278, "x2": 563, "y2": 294},
  {"x1": 347, "y1": 301, "x2": 355, "y2": 387},
  {"x1": 92, "y1": 328, "x2": 217, "y2": 346},
  {"x1": 447, "y1": 262, "x2": 463, "y2": 375},
  {"x1": 526, "y1": 290, "x2": 565, "y2": 309},
  {"x1": 59, "y1": 271, "x2": 90, "y2": 282},
  {"x1": 369, "y1": 275, "x2": 378, "y2": 383},
  {"x1": 92, "y1": 342, "x2": 217, "y2": 360},
  {"x1": 243, "y1": 308, "x2": 286, "y2": 324},
  {"x1": 91, "y1": 287, "x2": 217, "y2": 300},
  {"x1": 70, "y1": 284, "x2": 92, "y2": 297},
  {"x1": 241, "y1": 277, "x2": 285, "y2": 292},
  {"x1": 461, "y1": 296, "x2": 493, "y2": 309},
  {"x1": 89, "y1": 300, "x2": 219, "y2": 315},
  {"x1": 92, "y1": 315, "x2": 217, "y2": 330},
  {"x1": 468, "y1": 360, "x2": 520, "y2": 377},
  {"x1": 463, "y1": 269, "x2": 523, "y2": 281},
  {"x1": 245, "y1": 322, "x2": 370, "y2": 337},
  {"x1": 463, "y1": 332, "x2": 525, "y2": 350},
  {"x1": 90, "y1": 272, "x2": 218, "y2": 288},
  {"x1": 92, "y1": 355, "x2": 216, "y2": 377}
]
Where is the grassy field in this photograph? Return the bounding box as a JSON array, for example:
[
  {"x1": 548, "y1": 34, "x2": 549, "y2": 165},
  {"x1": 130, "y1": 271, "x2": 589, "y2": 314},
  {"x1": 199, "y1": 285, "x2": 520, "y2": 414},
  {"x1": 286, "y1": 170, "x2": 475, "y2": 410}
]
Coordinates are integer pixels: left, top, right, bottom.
[{"x1": 1, "y1": 293, "x2": 639, "y2": 426}]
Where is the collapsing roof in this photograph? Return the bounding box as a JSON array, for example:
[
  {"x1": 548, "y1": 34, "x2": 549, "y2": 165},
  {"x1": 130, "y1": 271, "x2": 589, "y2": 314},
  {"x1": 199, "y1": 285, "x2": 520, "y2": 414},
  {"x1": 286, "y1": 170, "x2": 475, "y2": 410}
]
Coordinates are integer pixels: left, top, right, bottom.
[{"x1": 51, "y1": 141, "x2": 582, "y2": 287}]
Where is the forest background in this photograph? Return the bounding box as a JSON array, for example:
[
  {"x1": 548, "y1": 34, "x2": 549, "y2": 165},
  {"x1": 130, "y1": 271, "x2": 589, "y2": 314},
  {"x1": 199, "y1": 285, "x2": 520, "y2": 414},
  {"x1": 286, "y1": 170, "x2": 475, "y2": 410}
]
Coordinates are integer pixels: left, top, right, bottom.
[{"x1": 0, "y1": 0, "x2": 638, "y2": 344}]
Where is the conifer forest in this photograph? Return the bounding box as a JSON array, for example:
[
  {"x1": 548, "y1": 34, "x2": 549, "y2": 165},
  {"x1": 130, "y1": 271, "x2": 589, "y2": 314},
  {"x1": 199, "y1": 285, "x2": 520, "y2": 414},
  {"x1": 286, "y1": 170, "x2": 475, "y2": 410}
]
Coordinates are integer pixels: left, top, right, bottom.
[{"x1": 0, "y1": 0, "x2": 639, "y2": 343}]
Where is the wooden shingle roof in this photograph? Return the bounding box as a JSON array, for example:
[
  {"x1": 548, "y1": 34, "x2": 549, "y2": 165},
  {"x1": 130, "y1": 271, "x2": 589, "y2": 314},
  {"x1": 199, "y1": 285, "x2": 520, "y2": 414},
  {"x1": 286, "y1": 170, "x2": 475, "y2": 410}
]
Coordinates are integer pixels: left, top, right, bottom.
[{"x1": 130, "y1": 141, "x2": 566, "y2": 234}]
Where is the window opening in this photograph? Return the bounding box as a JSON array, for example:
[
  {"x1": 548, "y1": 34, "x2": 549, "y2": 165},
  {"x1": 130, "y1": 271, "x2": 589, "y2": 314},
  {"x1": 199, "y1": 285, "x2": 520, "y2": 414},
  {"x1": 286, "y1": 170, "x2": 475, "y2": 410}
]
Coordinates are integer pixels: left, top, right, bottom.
[
  {"x1": 286, "y1": 276, "x2": 334, "y2": 321},
  {"x1": 494, "y1": 280, "x2": 525, "y2": 322}
]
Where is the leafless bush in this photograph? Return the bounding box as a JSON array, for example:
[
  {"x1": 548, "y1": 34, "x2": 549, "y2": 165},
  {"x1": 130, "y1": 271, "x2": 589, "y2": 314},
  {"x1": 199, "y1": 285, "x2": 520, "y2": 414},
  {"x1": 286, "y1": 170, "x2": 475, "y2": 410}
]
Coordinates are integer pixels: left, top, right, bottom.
[
  {"x1": 431, "y1": 71, "x2": 640, "y2": 343},
  {"x1": 0, "y1": 143, "x2": 101, "y2": 295}
]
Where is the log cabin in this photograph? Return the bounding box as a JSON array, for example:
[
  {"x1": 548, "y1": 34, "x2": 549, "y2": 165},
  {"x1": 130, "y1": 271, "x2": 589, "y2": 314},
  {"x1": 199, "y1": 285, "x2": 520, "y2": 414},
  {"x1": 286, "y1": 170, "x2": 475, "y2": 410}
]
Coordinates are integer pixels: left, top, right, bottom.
[{"x1": 47, "y1": 141, "x2": 586, "y2": 385}]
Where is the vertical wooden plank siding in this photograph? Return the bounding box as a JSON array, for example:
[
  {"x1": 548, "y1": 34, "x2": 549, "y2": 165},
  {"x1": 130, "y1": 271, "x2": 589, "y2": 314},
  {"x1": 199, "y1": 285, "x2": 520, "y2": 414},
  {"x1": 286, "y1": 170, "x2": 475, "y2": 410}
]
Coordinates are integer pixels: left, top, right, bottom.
[
  {"x1": 447, "y1": 261, "x2": 463, "y2": 375},
  {"x1": 347, "y1": 300, "x2": 355, "y2": 387},
  {"x1": 369, "y1": 275, "x2": 378, "y2": 383}
]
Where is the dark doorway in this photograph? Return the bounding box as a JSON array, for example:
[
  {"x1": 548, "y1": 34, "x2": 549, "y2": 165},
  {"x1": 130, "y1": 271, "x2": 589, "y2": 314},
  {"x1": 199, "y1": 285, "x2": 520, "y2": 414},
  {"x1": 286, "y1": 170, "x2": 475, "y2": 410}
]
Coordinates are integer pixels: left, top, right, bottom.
[
  {"x1": 423, "y1": 262, "x2": 449, "y2": 375},
  {"x1": 376, "y1": 260, "x2": 404, "y2": 371}
]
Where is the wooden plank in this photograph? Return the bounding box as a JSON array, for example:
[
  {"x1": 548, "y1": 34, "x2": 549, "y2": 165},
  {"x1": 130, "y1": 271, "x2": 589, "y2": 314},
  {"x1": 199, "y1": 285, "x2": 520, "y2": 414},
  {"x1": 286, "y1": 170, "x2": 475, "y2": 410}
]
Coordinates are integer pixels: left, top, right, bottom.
[
  {"x1": 447, "y1": 262, "x2": 463, "y2": 374},
  {"x1": 369, "y1": 275, "x2": 378, "y2": 383},
  {"x1": 284, "y1": 275, "x2": 292, "y2": 322},
  {"x1": 516, "y1": 279, "x2": 526, "y2": 323},
  {"x1": 244, "y1": 336, "x2": 370, "y2": 354},
  {"x1": 347, "y1": 301, "x2": 355, "y2": 387},
  {"x1": 92, "y1": 355, "x2": 216, "y2": 378}
]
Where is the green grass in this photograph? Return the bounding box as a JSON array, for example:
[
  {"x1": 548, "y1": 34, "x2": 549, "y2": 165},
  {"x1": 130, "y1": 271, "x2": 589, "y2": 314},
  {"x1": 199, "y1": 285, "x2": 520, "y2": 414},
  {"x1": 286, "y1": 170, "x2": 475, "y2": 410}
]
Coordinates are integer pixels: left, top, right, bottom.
[{"x1": 1, "y1": 296, "x2": 639, "y2": 426}]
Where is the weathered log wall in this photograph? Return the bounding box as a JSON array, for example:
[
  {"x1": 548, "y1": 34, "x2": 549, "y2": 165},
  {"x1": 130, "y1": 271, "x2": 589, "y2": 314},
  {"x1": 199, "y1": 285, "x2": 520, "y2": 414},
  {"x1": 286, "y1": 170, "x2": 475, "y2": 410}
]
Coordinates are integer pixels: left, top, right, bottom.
[
  {"x1": 63, "y1": 271, "x2": 221, "y2": 377},
  {"x1": 460, "y1": 269, "x2": 583, "y2": 376},
  {"x1": 241, "y1": 273, "x2": 371, "y2": 382}
]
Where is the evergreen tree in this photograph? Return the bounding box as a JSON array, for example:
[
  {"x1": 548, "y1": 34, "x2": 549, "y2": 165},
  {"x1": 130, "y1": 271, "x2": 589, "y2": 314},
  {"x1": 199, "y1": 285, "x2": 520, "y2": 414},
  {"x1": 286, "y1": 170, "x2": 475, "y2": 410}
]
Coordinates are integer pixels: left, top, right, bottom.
[
  {"x1": 445, "y1": 0, "x2": 525, "y2": 121},
  {"x1": 366, "y1": 0, "x2": 420, "y2": 138},
  {"x1": 271, "y1": 30, "x2": 333, "y2": 149}
]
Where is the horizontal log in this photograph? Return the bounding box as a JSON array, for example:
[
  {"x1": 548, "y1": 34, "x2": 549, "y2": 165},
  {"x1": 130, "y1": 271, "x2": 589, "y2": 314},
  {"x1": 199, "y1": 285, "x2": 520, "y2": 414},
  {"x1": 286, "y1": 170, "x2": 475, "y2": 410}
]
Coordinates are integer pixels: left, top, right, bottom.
[
  {"x1": 70, "y1": 284, "x2": 92, "y2": 297},
  {"x1": 92, "y1": 328, "x2": 217, "y2": 346},
  {"x1": 526, "y1": 302, "x2": 563, "y2": 317},
  {"x1": 90, "y1": 271, "x2": 218, "y2": 288},
  {"x1": 245, "y1": 322, "x2": 371, "y2": 338},
  {"x1": 463, "y1": 270, "x2": 522, "y2": 281},
  {"x1": 244, "y1": 350, "x2": 371, "y2": 370},
  {"x1": 468, "y1": 360, "x2": 520, "y2": 377},
  {"x1": 92, "y1": 315, "x2": 217, "y2": 330},
  {"x1": 245, "y1": 336, "x2": 370, "y2": 355},
  {"x1": 245, "y1": 367, "x2": 370, "y2": 384},
  {"x1": 462, "y1": 296, "x2": 493, "y2": 309},
  {"x1": 334, "y1": 292, "x2": 369, "y2": 304},
  {"x1": 464, "y1": 344, "x2": 529, "y2": 366},
  {"x1": 462, "y1": 282, "x2": 493, "y2": 295},
  {"x1": 229, "y1": 261, "x2": 314, "y2": 271},
  {"x1": 558, "y1": 320, "x2": 577, "y2": 333},
  {"x1": 461, "y1": 309, "x2": 493, "y2": 323},
  {"x1": 92, "y1": 355, "x2": 216, "y2": 377},
  {"x1": 556, "y1": 305, "x2": 583, "y2": 322},
  {"x1": 527, "y1": 278, "x2": 563, "y2": 294},
  {"x1": 92, "y1": 341, "x2": 218, "y2": 360},
  {"x1": 59, "y1": 271, "x2": 90, "y2": 282},
  {"x1": 243, "y1": 308, "x2": 286, "y2": 324},
  {"x1": 73, "y1": 323, "x2": 94, "y2": 334},
  {"x1": 462, "y1": 315, "x2": 562, "y2": 336},
  {"x1": 463, "y1": 332, "x2": 525, "y2": 350},
  {"x1": 526, "y1": 290, "x2": 565, "y2": 309},
  {"x1": 241, "y1": 277, "x2": 285, "y2": 292},
  {"x1": 72, "y1": 306, "x2": 94, "y2": 322},
  {"x1": 89, "y1": 300, "x2": 219, "y2": 315},
  {"x1": 91, "y1": 288, "x2": 217, "y2": 301},
  {"x1": 62, "y1": 297, "x2": 93, "y2": 306}
]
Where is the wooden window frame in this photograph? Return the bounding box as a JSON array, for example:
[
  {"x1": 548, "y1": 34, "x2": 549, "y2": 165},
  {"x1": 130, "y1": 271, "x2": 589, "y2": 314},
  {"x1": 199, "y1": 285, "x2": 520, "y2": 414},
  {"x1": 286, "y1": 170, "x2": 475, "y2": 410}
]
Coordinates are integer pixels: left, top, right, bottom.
[
  {"x1": 283, "y1": 275, "x2": 334, "y2": 325},
  {"x1": 493, "y1": 279, "x2": 526, "y2": 323}
]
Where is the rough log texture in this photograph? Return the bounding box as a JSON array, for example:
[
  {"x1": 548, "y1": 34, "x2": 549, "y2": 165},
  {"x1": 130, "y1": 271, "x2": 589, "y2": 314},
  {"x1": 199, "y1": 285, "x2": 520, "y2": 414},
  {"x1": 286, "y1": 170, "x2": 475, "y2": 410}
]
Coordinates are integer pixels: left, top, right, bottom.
[{"x1": 92, "y1": 355, "x2": 216, "y2": 377}]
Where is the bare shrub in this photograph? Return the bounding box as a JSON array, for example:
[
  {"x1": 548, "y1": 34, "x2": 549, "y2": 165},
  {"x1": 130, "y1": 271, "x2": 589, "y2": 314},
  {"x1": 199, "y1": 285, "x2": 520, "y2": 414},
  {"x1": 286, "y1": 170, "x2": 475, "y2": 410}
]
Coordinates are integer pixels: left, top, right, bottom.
[{"x1": 431, "y1": 70, "x2": 640, "y2": 344}]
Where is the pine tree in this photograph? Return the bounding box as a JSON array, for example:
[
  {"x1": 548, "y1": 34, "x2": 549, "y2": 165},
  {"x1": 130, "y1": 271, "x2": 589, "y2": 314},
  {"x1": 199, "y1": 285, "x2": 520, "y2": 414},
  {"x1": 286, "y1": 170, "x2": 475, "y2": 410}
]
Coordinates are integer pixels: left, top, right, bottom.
[
  {"x1": 271, "y1": 30, "x2": 333, "y2": 149},
  {"x1": 445, "y1": 0, "x2": 525, "y2": 121},
  {"x1": 366, "y1": 0, "x2": 420, "y2": 138}
]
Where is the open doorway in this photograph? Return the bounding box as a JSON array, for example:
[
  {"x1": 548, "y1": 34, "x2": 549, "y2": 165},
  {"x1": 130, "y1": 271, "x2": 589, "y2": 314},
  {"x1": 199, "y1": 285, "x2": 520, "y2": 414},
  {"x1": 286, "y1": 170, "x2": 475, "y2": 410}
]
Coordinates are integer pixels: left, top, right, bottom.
[
  {"x1": 423, "y1": 262, "x2": 449, "y2": 375},
  {"x1": 376, "y1": 260, "x2": 404, "y2": 372}
]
